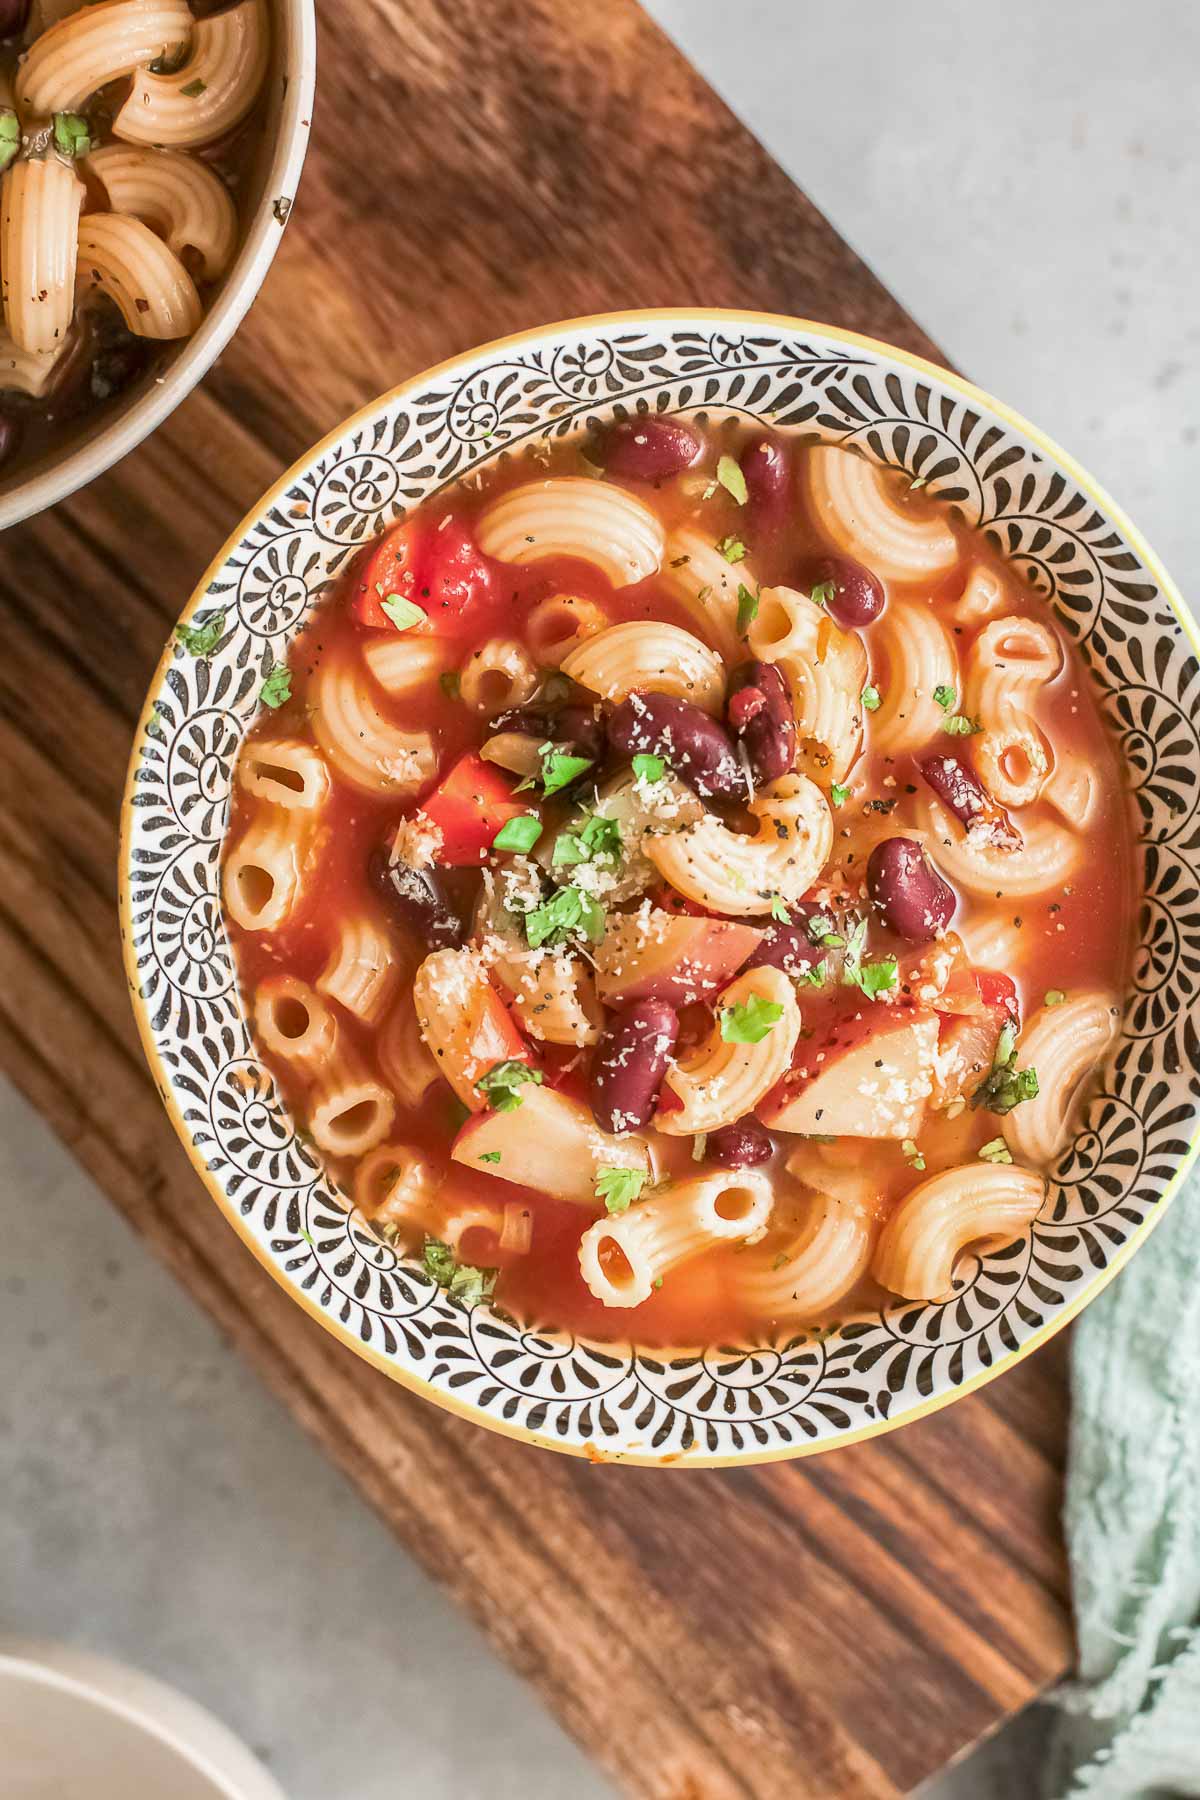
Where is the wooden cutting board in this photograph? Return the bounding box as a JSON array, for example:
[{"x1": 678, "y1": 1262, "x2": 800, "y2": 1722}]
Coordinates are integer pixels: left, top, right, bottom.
[{"x1": 0, "y1": 3, "x2": 1074, "y2": 1794}]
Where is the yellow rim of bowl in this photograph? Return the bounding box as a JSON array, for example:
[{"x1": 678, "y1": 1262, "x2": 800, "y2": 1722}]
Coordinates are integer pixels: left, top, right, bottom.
[{"x1": 118, "y1": 308, "x2": 1200, "y2": 1467}]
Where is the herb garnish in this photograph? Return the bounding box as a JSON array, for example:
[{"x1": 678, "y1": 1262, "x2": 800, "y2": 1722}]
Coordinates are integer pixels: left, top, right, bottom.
[
  {"x1": 524, "y1": 885, "x2": 605, "y2": 950},
  {"x1": 768, "y1": 894, "x2": 790, "y2": 923},
  {"x1": 736, "y1": 582, "x2": 760, "y2": 635},
  {"x1": 52, "y1": 112, "x2": 90, "y2": 157},
  {"x1": 830, "y1": 781, "x2": 850, "y2": 807},
  {"x1": 717, "y1": 535, "x2": 747, "y2": 563},
  {"x1": 631, "y1": 752, "x2": 666, "y2": 784},
  {"x1": 519, "y1": 743, "x2": 594, "y2": 797},
  {"x1": 941, "y1": 713, "x2": 982, "y2": 737},
  {"x1": 0, "y1": 110, "x2": 19, "y2": 175},
  {"x1": 861, "y1": 684, "x2": 882, "y2": 712},
  {"x1": 493, "y1": 814, "x2": 542, "y2": 854},
  {"x1": 380, "y1": 594, "x2": 426, "y2": 631},
  {"x1": 933, "y1": 684, "x2": 957, "y2": 712},
  {"x1": 716, "y1": 454, "x2": 748, "y2": 504},
  {"x1": 1044, "y1": 989, "x2": 1067, "y2": 1007},
  {"x1": 720, "y1": 994, "x2": 785, "y2": 1044},
  {"x1": 422, "y1": 1236, "x2": 497, "y2": 1308},
  {"x1": 809, "y1": 581, "x2": 836, "y2": 609},
  {"x1": 971, "y1": 1022, "x2": 1039, "y2": 1115},
  {"x1": 477, "y1": 1151, "x2": 502, "y2": 1164},
  {"x1": 259, "y1": 665, "x2": 292, "y2": 709},
  {"x1": 902, "y1": 1139, "x2": 926, "y2": 1171},
  {"x1": 474, "y1": 1059, "x2": 543, "y2": 1112},
  {"x1": 553, "y1": 812, "x2": 622, "y2": 867},
  {"x1": 174, "y1": 611, "x2": 225, "y2": 657},
  {"x1": 978, "y1": 1138, "x2": 1013, "y2": 1165},
  {"x1": 596, "y1": 1167, "x2": 649, "y2": 1213},
  {"x1": 841, "y1": 916, "x2": 898, "y2": 1000}
]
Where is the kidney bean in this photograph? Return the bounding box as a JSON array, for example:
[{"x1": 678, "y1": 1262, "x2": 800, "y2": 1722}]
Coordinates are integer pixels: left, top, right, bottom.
[
  {"x1": 609, "y1": 692, "x2": 745, "y2": 800},
  {"x1": 741, "y1": 899, "x2": 827, "y2": 981},
  {"x1": 740, "y1": 434, "x2": 791, "y2": 533},
  {"x1": 555, "y1": 702, "x2": 606, "y2": 765},
  {"x1": 807, "y1": 554, "x2": 885, "y2": 630},
  {"x1": 919, "y1": 753, "x2": 1022, "y2": 850},
  {"x1": 867, "y1": 837, "x2": 956, "y2": 943},
  {"x1": 708, "y1": 1118, "x2": 774, "y2": 1168},
  {"x1": 371, "y1": 850, "x2": 466, "y2": 950},
  {"x1": 0, "y1": 0, "x2": 29, "y2": 35},
  {"x1": 600, "y1": 415, "x2": 702, "y2": 481},
  {"x1": 590, "y1": 999, "x2": 679, "y2": 1134},
  {"x1": 727, "y1": 660, "x2": 796, "y2": 784}
]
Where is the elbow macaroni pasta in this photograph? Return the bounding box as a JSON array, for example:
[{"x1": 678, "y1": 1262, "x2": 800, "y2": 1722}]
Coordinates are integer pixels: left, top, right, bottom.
[
  {"x1": 1, "y1": 156, "x2": 84, "y2": 355},
  {"x1": 869, "y1": 599, "x2": 960, "y2": 755},
  {"x1": 361, "y1": 635, "x2": 452, "y2": 697},
  {"x1": 750, "y1": 589, "x2": 868, "y2": 784},
  {"x1": 307, "y1": 1047, "x2": 395, "y2": 1160},
  {"x1": 872, "y1": 1161, "x2": 1045, "y2": 1300},
  {"x1": 458, "y1": 637, "x2": 539, "y2": 715},
  {"x1": 806, "y1": 445, "x2": 960, "y2": 581},
  {"x1": 658, "y1": 527, "x2": 751, "y2": 662},
  {"x1": 1044, "y1": 753, "x2": 1101, "y2": 829},
  {"x1": 309, "y1": 642, "x2": 436, "y2": 796},
  {"x1": 489, "y1": 945, "x2": 603, "y2": 1046},
  {"x1": 0, "y1": 323, "x2": 69, "y2": 395},
  {"x1": 222, "y1": 809, "x2": 319, "y2": 933},
  {"x1": 524, "y1": 594, "x2": 607, "y2": 666},
  {"x1": 237, "y1": 737, "x2": 330, "y2": 812},
  {"x1": 86, "y1": 143, "x2": 238, "y2": 280},
  {"x1": 917, "y1": 794, "x2": 1081, "y2": 898},
  {"x1": 964, "y1": 616, "x2": 1061, "y2": 808},
  {"x1": 578, "y1": 1169, "x2": 774, "y2": 1308},
  {"x1": 354, "y1": 1142, "x2": 444, "y2": 1235},
  {"x1": 656, "y1": 966, "x2": 801, "y2": 1135},
  {"x1": 951, "y1": 562, "x2": 1009, "y2": 627},
  {"x1": 562, "y1": 619, "x2": 726, "y2": 713},
  {"x1": 475, "y1": 477, "x2": 665, "y2": 588},
  {"x1": 377, "y1": 995, "x2": 442, "y2": 1110},
  {"x1": 15, "y1": 0, "x2": 193, "y2": 113},
  {"x1": 114, "y1": 0, "x2": 270, "y2": 149},
  {"x1": 646, "y1": 773, "x2": 833, "y2": 916},
  {"x1": 76, "y1": 212, "x2": 203, "y2": 338},
  {"x1": 1003, "y1": 991, "x2": 1121, "y2": 1168},
  {"x1": 252, "y1": 974, "x2": 337, "y2": 1082},
  {"x1": 731, "y1": 1185, "x2": 877, "y2": 1322},
  {"x1": 316, "y1": 911, "x2": 402, "y2": 1027}
]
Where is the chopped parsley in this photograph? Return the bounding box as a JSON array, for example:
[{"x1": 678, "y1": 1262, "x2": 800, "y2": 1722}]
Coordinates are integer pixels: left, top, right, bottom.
[
  {"x1": 933, "y1": 684, "x2": 957, "y2": 712},
  {"x1": 1045, "y1": 989, "x2": 1067, "y2": 1007},
  {"x1": 478, "y1": 1150, "x2": 502, "y2": 1164},
  {"x1": 717, "y1": 535, "x2": 747, "y2": 563},
  {"x1": 52, "y1": 111, "x2": 90, "y2": 157},
  {"x1": 805, "y1": 910, "x2": 844, "y2": 948},
  {"x1": 180, "y1": 77, "x2": 208, "y2": 98},
  {"x1": 438, "y1": 670, "x2": 461, "y2": 700},
  {"x1": 942, "y1": 713, "x2": 982, "y2": 737},
  {"x1": 174, "y1": 611, "x2": 225, "y2": 657},
  {"x1": 0, "y1": 110, "x2": 18, "y2": 175},
  {"x1": 524, "y1": 885, "x2": 605, "y2": 949},
  {"x1": 259, "y1": 664, "x2": 292, "y2": 708},
  {"x1": 901, "y1": 1139, "x2": 926, "y2": 1171},
  {"x1": 971, "y1": 1022, "x2": 1039, "y2": 1115},
  {"x1": 631, "y1": 752, "x2": 665, "y2": 784},
  {"x1": 493, "y1": 813, "x2": 543, "y2": 854},
  {"x1": 768, "y1": 894, "x2": 790, "y2": 924},
  {"x1": 422, "y1": 1236, "x2": 497, "y2": 1308},
  {"x1": 653, "y1": 1276, "x2": 664, "y2": 1290},
  {"x1": 800, "y1": 959, "x2": 829, "y2": 987},
  {"x1": 978, "y1": 1138, "x2": 1013, "y2": 1165},
  {"x1": 519, "y1": 743, "x2": 594, "y2": 797},
  {"x1": 553, "y1": 811, "x2": 622, "y2": 867},
  {"x1": 716, "y1": 453, "x2": 748, "y2": 504},
  {"x1": 596, "y1": 1166, "x2": 649, "y2": 1213},
  {"x1": 809, "y1": 580, "x2": 836, "y2": 609},
  {"x1": 841, "y1": 915, "x2": 898, "y2": 1001},
  {"x1": 861, "y1": 684, "x2": 882, "y2": 711},
  {"x1": 474, "y1": 1059, "x2": 543, "y2": 1113},
  {"x1": 830, "y1": 781, "x2": 850, "y2": 807},
  {"x1": 380, "y1": 593, "x2": 426, "y2": 631},
  {"x1": 736, "y1": 582, "x2": 760, "y2": 635},
  {"x1": 720, "y1": 993, "x2": 785, "y2": 1044}
]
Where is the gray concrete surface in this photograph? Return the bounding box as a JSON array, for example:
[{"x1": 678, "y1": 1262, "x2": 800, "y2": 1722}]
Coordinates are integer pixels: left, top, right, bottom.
[{"x1": 3, "y1": 3, "x2": 1197, "y2": 1794}]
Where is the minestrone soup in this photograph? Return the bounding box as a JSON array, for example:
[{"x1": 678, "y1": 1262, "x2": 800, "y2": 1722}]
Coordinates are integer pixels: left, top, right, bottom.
[{"x1": 217, "y1": 419, "x2": 1135, "y2": 1345}]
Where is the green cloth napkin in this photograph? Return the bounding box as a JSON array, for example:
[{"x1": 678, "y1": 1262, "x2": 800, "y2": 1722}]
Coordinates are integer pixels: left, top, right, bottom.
[{"x1": 1044, "y1": 1169, "x2": 1200, "y2": 1797}]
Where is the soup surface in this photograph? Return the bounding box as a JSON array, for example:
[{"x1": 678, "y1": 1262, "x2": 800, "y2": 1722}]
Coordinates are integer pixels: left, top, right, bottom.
[
  {"x1": 0, "y1": 0, "x2": 271, "y2": 480},
  {"x1": 219, "y1": 416, "x2": 1135, "y2": 1346}
]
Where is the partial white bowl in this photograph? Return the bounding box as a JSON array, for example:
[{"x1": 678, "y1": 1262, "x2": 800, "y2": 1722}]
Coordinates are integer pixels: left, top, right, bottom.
[
  {"x1": 0, "y1": 0, "x2": 316, "y2": 533},
  {"x1": 0, "y1": 1639, "x2": 286, "y2": 1800}
]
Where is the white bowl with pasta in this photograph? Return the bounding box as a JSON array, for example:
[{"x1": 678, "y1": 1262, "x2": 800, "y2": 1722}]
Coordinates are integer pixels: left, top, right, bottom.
[
  {"x1": 120, "y1": 310, "x2": 1200, "y2": 1467},
  {"x1": 0, "y1": 0, "x2": 315, "y2": 530}
]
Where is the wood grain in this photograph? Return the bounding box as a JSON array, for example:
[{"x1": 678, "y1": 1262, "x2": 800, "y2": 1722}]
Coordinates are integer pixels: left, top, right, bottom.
[{"x1": 0, "y1": 3, "x2": 1073, "y2": 1795}]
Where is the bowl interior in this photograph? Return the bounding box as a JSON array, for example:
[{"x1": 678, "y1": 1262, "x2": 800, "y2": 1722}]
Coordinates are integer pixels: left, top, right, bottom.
[
  {"x1": 0, "y1": 0, "x2": 315, "y2": 532},
  {"x1": 121, "y1": 312, "x2": 1200, "y2": 1464}
]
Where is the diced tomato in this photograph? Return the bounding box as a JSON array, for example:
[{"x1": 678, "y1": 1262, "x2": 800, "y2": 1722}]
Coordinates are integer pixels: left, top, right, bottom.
[
  {"x1": 351, "y1": 521, "x2": 428, "y2": 630},
  {"x1": 424, "y1": 519, "x2": 495, "y2": 625},
  {"x1": 974, "y1": 970, "x2": 1019, "y2": 1020},
  {"x1": 930, "y1": 971, "x2": 1018, "y2": 1107},
  {"x1": 420, "y1": 754, "x2": 527, "y2": 865},
  {"x1": 459, "y1": 982, "x2": 535, "y2": 1104}
]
